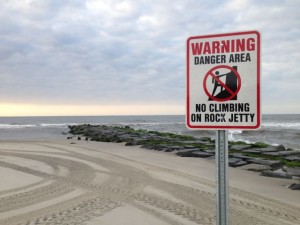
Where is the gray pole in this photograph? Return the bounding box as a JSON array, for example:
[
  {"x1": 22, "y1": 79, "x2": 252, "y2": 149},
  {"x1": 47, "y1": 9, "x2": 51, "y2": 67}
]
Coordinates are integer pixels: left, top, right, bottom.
[{"x1": 215, "y1": 130, "x2": 229, "y2": 225}]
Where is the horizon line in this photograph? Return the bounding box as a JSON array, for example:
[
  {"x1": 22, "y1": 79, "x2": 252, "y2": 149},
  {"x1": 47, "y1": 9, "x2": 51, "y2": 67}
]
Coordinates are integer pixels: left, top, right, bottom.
[{"x1": 0, "y1": 113, "x2": 299, "y2": 118}]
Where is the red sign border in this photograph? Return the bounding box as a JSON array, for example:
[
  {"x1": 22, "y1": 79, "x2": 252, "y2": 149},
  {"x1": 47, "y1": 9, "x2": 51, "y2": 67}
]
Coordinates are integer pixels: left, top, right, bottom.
[{"x1": 186, "y1": 30, "x2": 261, "y2": 130}]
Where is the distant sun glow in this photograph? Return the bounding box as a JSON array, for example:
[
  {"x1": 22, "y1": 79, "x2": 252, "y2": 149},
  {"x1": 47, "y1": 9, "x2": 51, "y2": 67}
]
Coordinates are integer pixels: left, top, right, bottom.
[{"x1": 0, "y1": 103, "x2": 184, "y2": 116}]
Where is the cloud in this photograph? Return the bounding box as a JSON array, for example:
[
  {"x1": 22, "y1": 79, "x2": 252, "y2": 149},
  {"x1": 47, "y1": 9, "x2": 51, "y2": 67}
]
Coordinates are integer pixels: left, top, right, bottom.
[{"x1": 0, "y1": 0, "x2": 299, "y2": 113}]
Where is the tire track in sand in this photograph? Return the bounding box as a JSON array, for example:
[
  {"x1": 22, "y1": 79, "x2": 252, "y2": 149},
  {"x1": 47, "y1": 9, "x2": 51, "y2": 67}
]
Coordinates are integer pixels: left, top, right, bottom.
[{"x1": 0, "y1": 141, "x2": 299, "y2": 225}]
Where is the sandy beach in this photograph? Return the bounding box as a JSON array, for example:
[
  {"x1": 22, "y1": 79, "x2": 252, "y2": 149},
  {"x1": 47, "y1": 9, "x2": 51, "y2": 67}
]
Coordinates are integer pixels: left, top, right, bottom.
[{"x1": 0, "y1": 138, "x2": 299, "y2": 225}]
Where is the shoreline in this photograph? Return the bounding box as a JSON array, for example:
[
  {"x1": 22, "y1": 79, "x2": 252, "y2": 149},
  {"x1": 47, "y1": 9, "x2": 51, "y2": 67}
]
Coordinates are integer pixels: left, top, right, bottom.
[
  {"x1": 0, "y1": 138, "x2": 299, "y2": 224},
  {"x1": 1, "y1": 114, "x2": 300, "y2": 150}
]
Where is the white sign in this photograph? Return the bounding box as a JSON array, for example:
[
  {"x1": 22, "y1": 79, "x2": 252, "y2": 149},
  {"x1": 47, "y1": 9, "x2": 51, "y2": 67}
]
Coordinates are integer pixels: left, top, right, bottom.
[{"x1": 186, "y1": 31, "x2": 261, "y2": 129}]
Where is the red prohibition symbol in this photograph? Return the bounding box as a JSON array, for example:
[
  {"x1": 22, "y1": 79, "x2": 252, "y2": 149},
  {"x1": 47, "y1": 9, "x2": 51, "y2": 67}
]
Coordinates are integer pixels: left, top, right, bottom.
[{"x1": 203, "y1": 65, "x2": 241, "y2": 102}]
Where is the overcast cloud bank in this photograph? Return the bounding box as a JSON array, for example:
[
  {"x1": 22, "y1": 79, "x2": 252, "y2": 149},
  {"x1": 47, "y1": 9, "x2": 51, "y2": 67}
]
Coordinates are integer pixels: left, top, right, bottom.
[{"x1": 0, "y1": 0, "x2": 299, "y2": 114}]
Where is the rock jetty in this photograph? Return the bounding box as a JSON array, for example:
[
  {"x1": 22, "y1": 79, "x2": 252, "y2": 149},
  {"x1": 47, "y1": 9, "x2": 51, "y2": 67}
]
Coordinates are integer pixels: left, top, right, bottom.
[{"x1": 68, "y1": 124, "x2": 300, "y2": 188}]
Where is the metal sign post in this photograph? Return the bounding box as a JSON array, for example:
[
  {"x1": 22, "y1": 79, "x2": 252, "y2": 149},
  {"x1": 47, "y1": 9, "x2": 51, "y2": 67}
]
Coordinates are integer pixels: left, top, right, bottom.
[
  {"x1": 186, "y1": 31, "x2": 261, "y2": 225},
  {"x1": 215, "y1": 130, "x2": 229, "y2": 225}
]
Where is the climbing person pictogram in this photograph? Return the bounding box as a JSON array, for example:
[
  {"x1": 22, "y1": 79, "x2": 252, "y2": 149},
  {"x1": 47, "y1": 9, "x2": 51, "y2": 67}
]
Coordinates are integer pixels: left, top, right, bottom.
[{"x1": 203, "y1": 65, "x2": 241, "y2": 102}]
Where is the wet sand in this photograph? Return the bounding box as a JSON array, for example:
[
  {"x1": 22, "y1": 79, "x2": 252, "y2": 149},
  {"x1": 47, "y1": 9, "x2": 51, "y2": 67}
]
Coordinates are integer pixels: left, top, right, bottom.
[{"x1": 0, "y1": 139, "x2": 299, "y2": 225}]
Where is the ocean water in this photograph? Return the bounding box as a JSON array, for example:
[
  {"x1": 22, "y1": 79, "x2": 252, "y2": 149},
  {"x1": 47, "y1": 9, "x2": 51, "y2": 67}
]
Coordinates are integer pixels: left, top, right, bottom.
[{"x1": 0, "y1": 115, "x2": 299, "y2": 150}]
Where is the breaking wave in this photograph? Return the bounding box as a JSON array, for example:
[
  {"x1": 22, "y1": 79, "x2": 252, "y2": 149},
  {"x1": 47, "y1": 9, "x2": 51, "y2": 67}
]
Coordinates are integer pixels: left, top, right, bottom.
[{"x1": 262, "y1": 122, "x2": 300, "y2": 130}]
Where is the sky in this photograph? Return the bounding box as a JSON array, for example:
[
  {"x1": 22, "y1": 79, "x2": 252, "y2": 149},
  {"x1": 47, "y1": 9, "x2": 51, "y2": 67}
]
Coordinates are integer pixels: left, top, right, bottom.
[{"x1": 0, "y1": 0, "x2": 299, "y2": 116}]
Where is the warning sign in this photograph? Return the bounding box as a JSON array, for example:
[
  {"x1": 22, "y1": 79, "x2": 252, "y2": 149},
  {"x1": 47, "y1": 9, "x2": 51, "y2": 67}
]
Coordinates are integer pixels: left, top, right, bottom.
[{"x1": 186, "y1": 31, "x2": 261, "y2": 129}]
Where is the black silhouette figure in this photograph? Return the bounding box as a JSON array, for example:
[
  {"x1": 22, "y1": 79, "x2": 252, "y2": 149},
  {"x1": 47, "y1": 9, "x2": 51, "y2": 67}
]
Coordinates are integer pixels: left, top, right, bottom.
[{"x1": 209, "y1": 66, "x2": 238, "y2": 101}]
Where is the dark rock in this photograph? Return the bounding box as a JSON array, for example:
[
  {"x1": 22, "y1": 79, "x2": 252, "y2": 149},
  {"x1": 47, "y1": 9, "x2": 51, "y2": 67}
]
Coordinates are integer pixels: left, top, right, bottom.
[
  {"x1": 229, "y1": 153, "x2": 255, "y2": 160},
  {"x1": 206, "y1": 156, "x2": 215, "y2": 160},
  {"x1": 183, "y1": 145, "x2": 198, "y2": 149},
  {"x1": 260, "y1": 170, "x2": 293, "y2": 179},
  {"x1": 199, "y1": 137, "x2": 212, "y2": 142},
  {"x1": 176, "y1": 150, "x2": 194, "y2": 157},
  {"x1": 239, "y1": 164, "x2": 272, "y2": 172},
  {"x1": 67, "y1": 137, "x2": 73, "y2": 139},
  {"x1": 164, "y1": 148, "x2": 175, "y2": 152},
  {"x1": 204, "y1": 143, "x2": 215, "y2": 148},
  {"x1": 77, "y1": 137, "x2": 81, "y2": 140},
  {"x1": 262, "y1": 150, "x2": 300, "y2": 157},
  {"x1": 247, "y1": 158, "x2": 282, "y2": 169},
  {"x1": 177, "y1": 148, "x2": 201, "y2": 153},
  {"x1": 153, "y1": 144, "x2": 171, "y2": 151},
  {"x1": 236, "y1": 161, "x2": 248, "y2": 167},
  {"x1": 248, "y1": 147, "x2": 279, "y2": 153},
  {"x1": 276, "y1": 145, "x2": 286, "y2": 151},
  {"x1": 204, "y1": 150, "x2": 215, "y2": 154},
  {"x1": 173, "y1": 149, "x2": 197, "y2": 156},
  {"x1": 283, "y1": 167, "x2": 300, "y2": 176},
  {"x1": 252, "y1": 142, "x2": 269, "y2": 148},
  {"x1": 154, "y1": 146, "x2": 168, "y2": 151},
  {"x1": 242, "y1": 149, "x2": 262, "y2": 154},
  {"x1": 125, "y1": 142, "x2": 138, "y2": 146},
  {"x1": 288, "y1": 183, "x2": 300, "y2": 190},
  {"x1": 229, "y1": 145, "x2": 252, "y2": 151},
  {"x1": 182, "y1": 140, "x2": 214, "y2": 147},
  {"x1": 85, "y1": 137, "x2": 89, "y2": 141},
  {"x1": 263, "y1": 146, "x2": 282, "y2": 152},
  {"x1": 229, "y1": 158, "x2": 247, "y2": 167},
  {"x1": 229, "y1": 158, "x2": 241, "y2": 166},
  {"x1": 181, "y1": 141, "x2": 204, "y2": 144},
  {"x1": 181, "y1": 141, "x2": 198, "y2": 144},
  {"x1": 132, "y1": 137, "x2": 148, "y2": 142},
  {"x1": 189, "y1": 151, "x2": 214, "y2": 158},
  {"x1": 285, "y1": 155, "x2": 300, "y2": 162},
  {"x1": 176, "y1": 150, "x2": 213, "y2": 158},
  {"x1": 119, "y1": 134, "x2": 133, "y2": 140},
  {"x1": 164, "y1": 146, "x2": 183, "y2": 152},
  {"x1": 232, "y1": 160, "x2": 247, "y2": 167}
]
